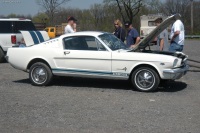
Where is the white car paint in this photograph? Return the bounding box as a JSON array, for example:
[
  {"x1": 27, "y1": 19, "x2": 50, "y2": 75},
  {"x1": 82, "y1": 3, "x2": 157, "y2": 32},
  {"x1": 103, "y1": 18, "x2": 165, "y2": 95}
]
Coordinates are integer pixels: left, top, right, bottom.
[
  {"x1": 7, "y1": 31, "x2": 188, "y2": 81},
  {"x1": 6, "y1": 14, "x2": 189, "y2": 90}
]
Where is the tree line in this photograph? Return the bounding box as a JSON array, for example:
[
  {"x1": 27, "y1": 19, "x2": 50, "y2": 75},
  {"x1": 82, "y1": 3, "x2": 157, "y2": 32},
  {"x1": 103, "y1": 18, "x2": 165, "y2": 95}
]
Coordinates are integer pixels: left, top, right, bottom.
[{"x1": 1, "y1": 0, "x2": 200, "y2": 35}]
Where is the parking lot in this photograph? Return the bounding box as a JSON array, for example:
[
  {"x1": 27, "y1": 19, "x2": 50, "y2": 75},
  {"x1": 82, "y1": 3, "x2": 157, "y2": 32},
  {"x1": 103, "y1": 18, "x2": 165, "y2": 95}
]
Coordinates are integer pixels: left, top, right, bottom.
[{"x1": 0, "y1": 40, "x2": 200, "y2": 133}]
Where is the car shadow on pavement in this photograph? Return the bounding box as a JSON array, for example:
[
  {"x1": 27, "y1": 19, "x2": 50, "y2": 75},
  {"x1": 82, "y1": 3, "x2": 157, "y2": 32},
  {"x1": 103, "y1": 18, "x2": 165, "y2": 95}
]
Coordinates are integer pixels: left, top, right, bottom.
[
  {"x1": 13, "y1": 77, "x2": 187, "y2": 92},
  {"x1": 158, "y1": 81, "x2": 187, "y2": 92},
  {"x1": 52, "y1": 77, "x2": 132, "y2": 90}
]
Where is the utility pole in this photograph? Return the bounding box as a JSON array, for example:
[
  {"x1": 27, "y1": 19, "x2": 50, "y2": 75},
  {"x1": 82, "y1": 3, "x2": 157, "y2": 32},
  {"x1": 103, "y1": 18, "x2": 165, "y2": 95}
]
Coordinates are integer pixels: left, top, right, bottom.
[{"x1": 191, "y1": 0, "x2": 194, "y2": 34}]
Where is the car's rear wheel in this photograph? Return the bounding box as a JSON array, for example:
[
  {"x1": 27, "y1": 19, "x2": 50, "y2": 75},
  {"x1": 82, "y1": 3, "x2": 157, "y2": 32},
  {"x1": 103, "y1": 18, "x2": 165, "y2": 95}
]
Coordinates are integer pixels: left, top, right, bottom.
[
  {"x1": 131, "y1": 67, "x2": 160, "y2": 92},
  {"x1": 29, "y1": 62, "x2": 53, "y2": 86},
  {"x1": 0, "y1": 48, "x2": 5, "y2": 63}
]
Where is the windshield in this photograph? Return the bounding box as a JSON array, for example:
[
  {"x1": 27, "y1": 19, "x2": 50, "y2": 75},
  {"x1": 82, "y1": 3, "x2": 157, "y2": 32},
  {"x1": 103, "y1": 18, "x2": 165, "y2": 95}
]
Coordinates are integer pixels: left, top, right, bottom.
[{"x1": 98, "y1": 33, "x2": 129, "y2": 51}]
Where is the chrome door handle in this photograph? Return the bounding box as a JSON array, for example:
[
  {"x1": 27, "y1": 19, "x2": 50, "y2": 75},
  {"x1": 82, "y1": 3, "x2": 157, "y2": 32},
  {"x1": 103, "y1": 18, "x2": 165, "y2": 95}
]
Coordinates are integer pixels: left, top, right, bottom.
[{"x1": 64, "y1": 51, "x2": 70, "y2": 55}]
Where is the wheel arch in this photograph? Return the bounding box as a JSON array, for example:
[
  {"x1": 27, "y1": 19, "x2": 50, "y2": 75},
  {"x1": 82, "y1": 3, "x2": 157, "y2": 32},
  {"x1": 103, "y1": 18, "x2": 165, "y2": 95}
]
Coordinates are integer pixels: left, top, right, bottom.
[
  {"x1": 129, "y1": 63, "x2": 161, "y2": 80},
  {"x1": 27, "y1": 58, "x2": 51, "y2": 70}
]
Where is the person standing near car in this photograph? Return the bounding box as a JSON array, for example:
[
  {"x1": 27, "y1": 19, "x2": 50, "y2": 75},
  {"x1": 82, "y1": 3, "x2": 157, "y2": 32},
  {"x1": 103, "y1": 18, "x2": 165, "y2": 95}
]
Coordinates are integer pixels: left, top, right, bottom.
[
  {"x1": 169, "y1": 18, "x2": 185, "y2": 52},
  {"x1": 113, "y1": 19, "x2": 126, "y2": 42},
  {"x1": 154, "y1": 18, "x2": 169, "y2": 51},
  {"x1": 65, "y1": 16, "x2": 77, "y2": 34},
  {"x1": 124, "y1": 21, "x2": 140, "y2": 48}
]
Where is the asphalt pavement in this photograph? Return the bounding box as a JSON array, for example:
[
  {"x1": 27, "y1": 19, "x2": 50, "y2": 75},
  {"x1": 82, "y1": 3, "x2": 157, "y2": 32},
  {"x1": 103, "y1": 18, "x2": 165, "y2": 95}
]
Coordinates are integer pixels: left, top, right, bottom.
[{"x1": 0, "y1": 40, "x2": 200, "y2": 133}]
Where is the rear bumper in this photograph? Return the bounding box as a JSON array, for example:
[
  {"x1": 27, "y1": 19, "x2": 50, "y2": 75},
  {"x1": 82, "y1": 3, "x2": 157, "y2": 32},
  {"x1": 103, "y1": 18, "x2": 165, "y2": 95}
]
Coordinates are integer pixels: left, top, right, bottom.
[{"x1": 163, "y1": 65, "x2": 189, "y2": 80}]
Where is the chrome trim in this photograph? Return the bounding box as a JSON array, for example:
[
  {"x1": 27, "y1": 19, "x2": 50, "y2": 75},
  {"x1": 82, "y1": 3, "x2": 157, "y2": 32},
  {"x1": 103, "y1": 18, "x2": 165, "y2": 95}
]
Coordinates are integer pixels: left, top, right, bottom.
[
  {"x1": 53, "y1": 71, "x2": 129, "y2": 80},
  {"x1": 163, "y1": 65, "x2": 189, "y2": 74},
  {"x1": 163, "y1": 65, "x2": 189, "y2": 80}
]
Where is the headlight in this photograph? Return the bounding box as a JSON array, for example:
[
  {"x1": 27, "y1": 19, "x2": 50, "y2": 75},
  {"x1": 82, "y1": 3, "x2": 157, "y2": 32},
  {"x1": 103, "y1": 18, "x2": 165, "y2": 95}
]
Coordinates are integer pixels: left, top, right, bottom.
[{"x1": 173, "y1": 59, "x2": 178, "y2": 67}]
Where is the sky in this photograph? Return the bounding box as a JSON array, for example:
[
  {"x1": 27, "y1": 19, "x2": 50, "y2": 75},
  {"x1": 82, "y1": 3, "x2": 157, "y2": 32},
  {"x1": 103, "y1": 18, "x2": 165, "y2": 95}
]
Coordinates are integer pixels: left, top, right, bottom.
[{"x1": 0, "y1": 0, "x2": 104, "y2": 16}]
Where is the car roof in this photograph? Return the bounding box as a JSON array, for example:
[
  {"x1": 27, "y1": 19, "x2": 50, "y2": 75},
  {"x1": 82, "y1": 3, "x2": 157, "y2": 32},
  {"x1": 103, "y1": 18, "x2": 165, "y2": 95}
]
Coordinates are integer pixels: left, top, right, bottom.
[
  {"x1": 0, "y1": 18, "x2": 31, "y2": 21},
  {"x1": 60, "y1": 31, "x2": 107, "y2": 38}
]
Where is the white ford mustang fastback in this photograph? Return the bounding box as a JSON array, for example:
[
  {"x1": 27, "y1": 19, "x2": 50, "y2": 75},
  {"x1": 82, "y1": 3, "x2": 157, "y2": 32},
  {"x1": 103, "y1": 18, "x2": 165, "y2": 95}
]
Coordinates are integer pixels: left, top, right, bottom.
[{"x1": 6, "y1": 14, "x2": 189, "y2": 92}]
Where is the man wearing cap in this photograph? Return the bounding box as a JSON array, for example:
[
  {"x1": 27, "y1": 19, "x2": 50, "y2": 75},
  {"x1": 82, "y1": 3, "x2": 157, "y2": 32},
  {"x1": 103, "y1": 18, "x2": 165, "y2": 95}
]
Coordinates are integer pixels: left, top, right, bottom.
[
  {"x1": 65, "y1": 16, "x2": 77, "y2": 34},
  {"x1": 124, "y1": 21, "x2": 140, "y2": 48}
]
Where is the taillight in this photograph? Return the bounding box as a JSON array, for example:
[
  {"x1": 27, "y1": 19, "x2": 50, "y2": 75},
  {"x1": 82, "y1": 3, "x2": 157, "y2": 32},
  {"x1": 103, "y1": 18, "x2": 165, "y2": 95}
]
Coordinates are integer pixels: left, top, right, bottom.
[{"x1": 11, "y1": 35, "x2": 16, "y2": 44}]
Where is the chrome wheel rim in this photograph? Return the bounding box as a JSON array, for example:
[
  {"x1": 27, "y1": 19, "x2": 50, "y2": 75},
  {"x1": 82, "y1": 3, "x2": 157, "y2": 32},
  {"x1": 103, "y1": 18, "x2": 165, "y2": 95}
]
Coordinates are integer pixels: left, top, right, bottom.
[
  {"x1": 31, "y1": 67, "x2": 47, "y2": 84},
  {"x1": 135, "y1": 69, "x2": 155, "y2": 90}
]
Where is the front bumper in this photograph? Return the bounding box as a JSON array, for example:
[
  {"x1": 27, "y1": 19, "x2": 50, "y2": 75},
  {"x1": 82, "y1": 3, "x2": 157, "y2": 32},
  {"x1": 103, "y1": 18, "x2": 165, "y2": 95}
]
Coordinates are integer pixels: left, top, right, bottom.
[
  {"x1": 5, "y1": 55, "x2": 9, "y2": 62},
  {"x1": 163, "y1": 65, "x2": 189, "y2": 80}
]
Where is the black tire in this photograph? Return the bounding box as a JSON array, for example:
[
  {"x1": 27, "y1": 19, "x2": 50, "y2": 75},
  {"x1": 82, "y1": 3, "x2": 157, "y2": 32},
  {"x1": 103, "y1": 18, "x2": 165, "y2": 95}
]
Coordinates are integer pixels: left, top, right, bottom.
[
  {"x1": 29, "y1": 62, "x2": 53, "y2": 86},
  {"x1": 131, "y1": 67, "x2": 160, "y2": 92},
  {"x1": 0, "y1": 48, "x2": 5, "y2": 63}
]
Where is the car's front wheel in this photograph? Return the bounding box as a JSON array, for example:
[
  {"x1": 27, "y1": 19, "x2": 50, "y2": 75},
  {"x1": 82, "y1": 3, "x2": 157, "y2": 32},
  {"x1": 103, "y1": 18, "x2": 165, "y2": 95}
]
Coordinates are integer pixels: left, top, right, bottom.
[
  {"x1": 29, "y1": 62, "x2": 53, "y2": 86},
  {"x1": 131, "y1": 67, "x2": 160, "y2": 92}
]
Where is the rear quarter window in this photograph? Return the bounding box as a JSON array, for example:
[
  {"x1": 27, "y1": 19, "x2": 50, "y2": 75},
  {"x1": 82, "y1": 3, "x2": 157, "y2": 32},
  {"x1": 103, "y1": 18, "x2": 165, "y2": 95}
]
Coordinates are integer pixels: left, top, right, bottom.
[
  {"x1": 13, "y1": 21, "x2": 36, "y2": 33},
  {"x1": 0, "y1": 21, "x2": 13, "y2": 33}
]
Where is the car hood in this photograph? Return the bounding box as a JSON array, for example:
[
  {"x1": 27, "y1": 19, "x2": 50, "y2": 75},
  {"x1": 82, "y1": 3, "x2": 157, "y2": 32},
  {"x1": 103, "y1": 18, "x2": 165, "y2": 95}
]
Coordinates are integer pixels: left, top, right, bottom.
[{"x1": 133, "y1": 14, "x2": 181, "y2": 51}]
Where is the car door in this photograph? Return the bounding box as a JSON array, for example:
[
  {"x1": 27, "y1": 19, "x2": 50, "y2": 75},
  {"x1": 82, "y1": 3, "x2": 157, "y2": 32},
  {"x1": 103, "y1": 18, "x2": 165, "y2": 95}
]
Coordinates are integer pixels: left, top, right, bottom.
[{"x1": 54, "y1": 35, "x2": 112, "y2": 76}]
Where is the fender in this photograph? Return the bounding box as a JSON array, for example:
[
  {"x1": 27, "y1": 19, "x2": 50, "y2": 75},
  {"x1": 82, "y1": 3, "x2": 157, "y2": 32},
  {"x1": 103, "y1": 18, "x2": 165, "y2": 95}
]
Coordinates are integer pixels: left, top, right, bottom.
[{"x1": 129, "y1": 62, "x2": 162, "y2": 77}]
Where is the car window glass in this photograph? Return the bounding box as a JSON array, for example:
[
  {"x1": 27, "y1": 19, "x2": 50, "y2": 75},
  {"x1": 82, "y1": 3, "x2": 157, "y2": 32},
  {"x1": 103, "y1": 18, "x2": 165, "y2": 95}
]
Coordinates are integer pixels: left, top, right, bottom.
[
  {"x1": 148, "y1": 21, "x2": 156, "y2": 26},
  {"x1": 85, "y1": 36, "x2": 97, "y2": 50},
  {"x1": 96, "y1": 39, "x2": 106, "y2": 51},
  {"x1": 99, "y1": 33, "x2": 129, "y2": 51},
  {"x1": 63, "y1": 36, "x2": 104, "y2": 51},
  {"x1": 13, "y1": 21, "x2": 36, "y2": 33},
  {"x1": 0, "y1": 21, "x2": 13, "y2": 33},
  {"x1": 50, "y1": 28, "x2": 54, "y2": 32}
]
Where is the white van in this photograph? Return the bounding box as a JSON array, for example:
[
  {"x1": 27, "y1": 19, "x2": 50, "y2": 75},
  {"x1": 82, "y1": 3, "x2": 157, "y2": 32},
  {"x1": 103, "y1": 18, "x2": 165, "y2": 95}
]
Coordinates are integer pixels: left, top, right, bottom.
[
  {"x1": 0, "y1": 18, "x2": 36, "y2": 62},
  {"x1": 140, "y1": 15, "x2": 169, "y2": 39}
]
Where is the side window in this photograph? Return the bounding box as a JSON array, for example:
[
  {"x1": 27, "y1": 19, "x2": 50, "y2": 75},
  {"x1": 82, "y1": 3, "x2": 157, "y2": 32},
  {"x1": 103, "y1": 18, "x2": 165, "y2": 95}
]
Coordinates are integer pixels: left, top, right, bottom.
[
  {"x1": 148, "y1": 21, "x2": 156, "y2": 26},
  {"x1": 63, "y1": 36, "x2": 88, "y2": 50},
  {"x1": 13, "y1": 21, "x2": 36, "y2": 33},
  {"x1": 0, "y1": 21, "x2": 13, "y2": 33},
  {"x1": 85, "y1": 36, "x2": 97, "y2": 50},
  {"x1": 50, "y1": 28, "x2": 54, "y2": 32},
  {"x1": 63, "y1": 36, "x2": 106, "y2": 51},
  {"x1": 96, "y1": 39, "x2": 106, "y2": 51}
]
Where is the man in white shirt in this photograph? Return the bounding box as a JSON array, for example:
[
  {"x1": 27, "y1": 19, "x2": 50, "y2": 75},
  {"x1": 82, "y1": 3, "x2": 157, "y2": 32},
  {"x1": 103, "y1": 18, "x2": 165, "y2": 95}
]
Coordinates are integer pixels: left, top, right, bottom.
[
  {"x1": 65, "y1": 16, "x2": 77, "y2": 34},
  {"x1": 169, "y1": 19, "x2": 185, "y2": 52}
]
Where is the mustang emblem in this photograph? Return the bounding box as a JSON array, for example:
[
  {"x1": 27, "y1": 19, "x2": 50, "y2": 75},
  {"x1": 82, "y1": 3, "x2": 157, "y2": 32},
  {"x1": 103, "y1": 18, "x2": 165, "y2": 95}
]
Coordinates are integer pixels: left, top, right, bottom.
[{"x1": 117, "y1": 67, "x2": 127, "y2": 71}]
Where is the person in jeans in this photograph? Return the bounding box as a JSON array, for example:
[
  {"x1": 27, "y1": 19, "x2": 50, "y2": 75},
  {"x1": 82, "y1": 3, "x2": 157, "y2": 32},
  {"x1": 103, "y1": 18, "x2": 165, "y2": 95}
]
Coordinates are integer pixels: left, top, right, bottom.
[
  {"x1": 113, "y1": 19, "x2": 126, "y2": 42},
  {"x1": 169, "y1": 19, "x2": 185, "y2": 52}
]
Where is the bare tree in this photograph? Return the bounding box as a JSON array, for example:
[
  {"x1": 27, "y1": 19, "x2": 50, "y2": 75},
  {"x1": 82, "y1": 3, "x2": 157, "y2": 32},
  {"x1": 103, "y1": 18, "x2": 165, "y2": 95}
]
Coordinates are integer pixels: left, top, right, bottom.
[
  {"x1": 90, "y1": 4, "x2": 105, "y2": 29},
  {"x1": 104, "y1": 0, "x2": 143, "y2": 23},
  {"x1": 144, "y1": 0, "x2": 162, "y2": 14},
  {"x1": 161, "y1": 0, "x2": 190, "y2": 17},
  {"x1": 36, "y1": 0, "x2": 70, "y2": 25}
]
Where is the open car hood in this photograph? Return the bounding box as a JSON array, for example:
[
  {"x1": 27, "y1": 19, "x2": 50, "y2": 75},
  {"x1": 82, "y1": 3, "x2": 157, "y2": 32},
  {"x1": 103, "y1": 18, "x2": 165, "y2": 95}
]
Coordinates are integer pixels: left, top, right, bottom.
[{"x1": 133, "y1": 14, "x2": 181, "y2": 51}]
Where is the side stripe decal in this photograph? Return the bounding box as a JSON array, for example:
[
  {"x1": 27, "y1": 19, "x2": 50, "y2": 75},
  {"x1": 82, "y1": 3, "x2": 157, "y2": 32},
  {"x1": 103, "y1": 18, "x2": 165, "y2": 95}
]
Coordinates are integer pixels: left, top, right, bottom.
[
  {"x1": 35, "y1": 31, "x2": 45, "y2": 43},
  {"x1": 52, "y1": 68, "x2": 112, "y2": 75},
  {"x1": 29, "y1": 31, "x2": 39, "y2": 44}
]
